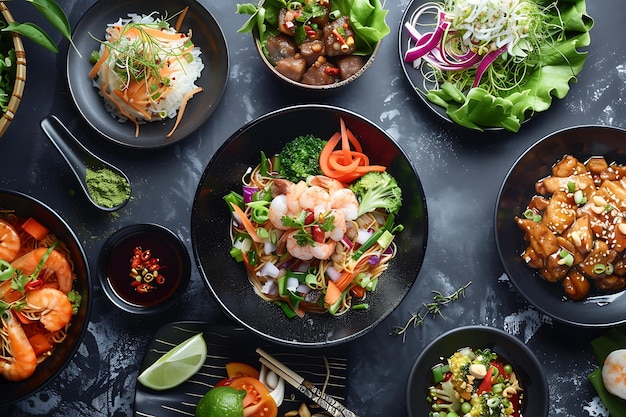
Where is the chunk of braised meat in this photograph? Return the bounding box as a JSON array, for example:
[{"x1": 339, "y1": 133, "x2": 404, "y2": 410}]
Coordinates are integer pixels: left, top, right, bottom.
[
  {"x1": 541, "y1": 252, "x2": 570, "y2": 282},
  {"x1": 300, "y1": 40, "x2": 325, "y2": 66},
  {"x1": 562, "y1": 269, "x2": 591, "y2": 300},
  {"x1": 275, "y1": 56, "x2": 307, "y2": 82},
  {"x1": 562, "y1": 214, "x2": 593, "y2": 256},
  {"x1": 323, "y1": 16, "x2": 356, "y2": 57},
  {"x1": 543, "y1": 190, "x2": 577, "y2": 235},
  {"x1": 600, "y1": 164, "x2": 626, "y2": 182},
  {"x1": 595, "y1": 275, "x2": 626, "y2": 291},
  {"x1": 310, "y1": 1, "x2": 331, "y2": 26},
  {"x1": 552, "y1": 154, "x2": 588, "y2": 177},
  {"x1": 579, "y1": 239, "x2": 617, "y2": 278},
  {"x1": 535, "y1": 172, "x2": 595, "y2": 195},
  {"x1": 595, "y1": 180, "x2": 626, "y2": 211},
  {"x1": 613, "y1": 252, "x2": 626, "y2": 275},
  {"x1": 527, "y1": 195, "x2": 549, "y2": 212},
  {"x1": 265, "y1": 34, "x2": 298, "y2": 65},
  {"x1": 586, "y1": 156, "x2": 609, "y2": 175},
  {"x1": 301, "y1": 60, "x2": 339, "y2": 85},
  {"x1": 335, "y1": 55, "x2": 365, "y2": 80},
  {"x1": 277, "y1": 8, "x2": 299, "y2": 36},
  {"x1": 516, "y1": 217, "x2": 559, "y2": 259}
]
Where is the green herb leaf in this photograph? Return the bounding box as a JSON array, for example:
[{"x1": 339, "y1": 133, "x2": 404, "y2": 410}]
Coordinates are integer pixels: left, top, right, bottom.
[
  {"x1": 2, "y1": 22, "x2": 58, "y2": 53},
  {"x1": 26, "y1": 0, "x2": 71, "y2": 40}
]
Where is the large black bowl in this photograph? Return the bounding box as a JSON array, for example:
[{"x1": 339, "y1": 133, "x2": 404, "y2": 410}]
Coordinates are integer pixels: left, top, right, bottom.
[
  {"x1": 67, "y1": 0, "x2": 229, "y2": 148},
  {"x1": 0, "y1": 189, "x2": 91, "y2": 407},
  {"x1": 495, "y1": 125, "x2": 626, "y2": 326},
  {"x1": 191, "y1": 104, "x2": 428, "y2": 347},
  {"x1": 406, "y1": 326, "x2": 549, "y2": 417}
]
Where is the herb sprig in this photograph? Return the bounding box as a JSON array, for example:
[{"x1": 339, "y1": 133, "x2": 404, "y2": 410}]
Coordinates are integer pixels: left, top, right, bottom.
[{"x1": 391, "y1": 281, "x2": 472, "y2": 342}]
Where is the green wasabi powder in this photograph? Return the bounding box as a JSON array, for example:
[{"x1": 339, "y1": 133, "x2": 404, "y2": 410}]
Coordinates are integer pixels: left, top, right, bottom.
[{"x1": 85, "y1": 167, "x2": 130, "y2": 208}]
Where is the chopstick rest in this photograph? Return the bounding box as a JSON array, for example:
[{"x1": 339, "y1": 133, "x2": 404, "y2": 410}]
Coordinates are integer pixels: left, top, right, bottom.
[{"x1": 256, "y1": 348, "x2": 359, "y2": 417}]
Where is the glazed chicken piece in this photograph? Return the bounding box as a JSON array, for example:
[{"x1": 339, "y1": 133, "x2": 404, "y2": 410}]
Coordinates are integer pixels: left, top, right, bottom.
[
  {"x1": 516, "y1": 217, "x2": 559, "y2": 259},
  {"x1": 542, "y1": 190, "x2": 577, "y2": 235},
  {"x1": 535, "y1": 172, "x2": 595, "y2": 195},
  {"x1": 562, "y1": 269, "x2": 591, "y2": 300},
  {"x1": 562, "y1": 214, "x2": 593, "y2": 256},
  {"x1": 578, "y1": 239, "x2": 617, "y2": 278}
]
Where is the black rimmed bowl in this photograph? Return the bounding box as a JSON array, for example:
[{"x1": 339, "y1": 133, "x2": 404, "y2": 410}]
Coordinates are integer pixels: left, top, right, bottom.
[
  {"x1": 406, "y1": 325, "x2": 549, "y2": 417},
  {"x1": 0, "y1": 189, "x2": 91, "y2": 407},
  {"x1": 67, "y1": 0, "x2": 229, "y2": 148},
  {"x1": 97, "y1": 223, "x2": 191, "y2": 315},
  {"x1": 191, "y1": 104, "x2": 428, "y2": 347},
  {"x1": 495, "y1": 125, "x2": 626, "y2": 327}
]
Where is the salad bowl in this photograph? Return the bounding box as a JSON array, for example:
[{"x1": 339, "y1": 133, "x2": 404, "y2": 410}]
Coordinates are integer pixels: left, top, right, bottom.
[
  {"x1": 399, "y1": 0, "x2": 593, "y2": 132},
  {"x1": 406, "y1": 326, "x2": 549, "y2": 417},
  {"x1": 191, "y1": 104, "x2": 428, "y2": 347}
]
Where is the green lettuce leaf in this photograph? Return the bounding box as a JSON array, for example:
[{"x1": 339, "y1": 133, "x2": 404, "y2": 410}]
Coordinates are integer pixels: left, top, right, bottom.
[
  {"x1": 422, "y1": 0, "x2": 593, "y2": 132},
  {"x1": 589, "y1": 327, "x2": 626, "y2": 417},
  {"x1": 236, "y1": 0, "x2": 390, "y2": 56}
]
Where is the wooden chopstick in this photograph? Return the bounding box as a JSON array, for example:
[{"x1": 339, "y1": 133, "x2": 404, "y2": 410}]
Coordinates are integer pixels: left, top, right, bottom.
[{"x1": 256, "y1": 348, "x2": 303, "y2": 387}]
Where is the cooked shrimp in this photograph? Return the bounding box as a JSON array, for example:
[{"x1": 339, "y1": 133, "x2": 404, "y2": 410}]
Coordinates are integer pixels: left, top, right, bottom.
[
  {"x1": 11, "y1": 248, "x2": 73, "y2": 293},
  {"x1": 330, "y1": 188, "x2": 359, "y2": 221},
  {"x1": 0, "y1": 311, "x2": 36, "y2": 381},
  {"x1": 286, "y1": 181, "x2": 308, "y2": 214},
  {"x1": 309, "y1": 175, "x2": 343, "y2": 194},
  {"x1": 299, "y1": 186, "x2": 331, "y2": 217},
  {"x1": 269, "y1": 194, "x2": 291, "y2": 230},
  {"x1": 602, "y1": 349, "x2": 626, "y2": 399},
  {"x1": 285, "y1": 230, "x2": 336, "y2": 261},
  {"x1": 0, "y1": 219, "x2": 20, "y2": 262},
  {"x1": 326, "y1": 209, "x2": 346, "y2": 242},
  {"x1": 285, "y1": 230, "x2": 314, "y2": 261},
  {"x1": 26, "y1": 288, "x2": 72, "y2": 332}
]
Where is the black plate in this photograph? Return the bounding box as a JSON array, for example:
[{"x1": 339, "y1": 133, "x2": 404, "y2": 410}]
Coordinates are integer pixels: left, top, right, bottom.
[
  {"x1": 0, "y1": 189, "x2": 92, "y2": 407},
  {"x1": 134, "y1": 321, "x2": 349, "y2": 417},
  {"x1": 67, "y1": 0, "x2": 229, "y2": 148},
  {"x1": 398, "y1": 0, "x2": 450, "y2": 124},
  {"x1": 191, "y1": 104, "x2": 428, "y2": 347},
  {"x1": 495, "y1": 125, "x2": 626, "y2": 327},
  {"x1": 406, "y1": 326, "x2": 549, "y2": 417}
]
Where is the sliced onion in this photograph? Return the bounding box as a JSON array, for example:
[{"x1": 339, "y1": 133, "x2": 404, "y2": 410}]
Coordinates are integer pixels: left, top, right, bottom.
[
  {"x1": 472, "y1": 46, "x2": 506, "y2": 87},
  {"x1": 286, "y1": 277, "x2": 299, "y2": 291},
  {"x1": 326, "y1": 265, "x2": 342, "y2": 282},
  {"x1": 257, "y1": 262, "x2": 280, "y2": 278},
  {"x1": 261, "y1": 278, "x2": 278, "y2": 296},
  {"x1": 404, "y1": 11, "x2": 450, "y2": 63},
  {"x1": 341, "y1": 235, "x2": 354, "y2": 250},
  {"x1": 357, "y1": 229, "x2": 373, "y2": 245},
  {"x1": 296, "y1": 283, "x2": 310, "y2": 294},
  {"x1": 368, "y1": 255, "x2": 380, "y2": 266}
]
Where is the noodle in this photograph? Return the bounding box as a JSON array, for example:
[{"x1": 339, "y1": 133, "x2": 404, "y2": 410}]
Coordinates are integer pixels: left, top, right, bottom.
[
  {"x1": 229, "y1": 150, "x2": 398, "y2": 317},
  {"x1": 0, "y1": 212, "x2": 79, "y2": 381}
]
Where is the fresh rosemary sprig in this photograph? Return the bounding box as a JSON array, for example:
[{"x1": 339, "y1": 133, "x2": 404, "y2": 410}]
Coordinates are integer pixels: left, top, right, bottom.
[{"x1": 391, "y1": 281, "x2": 472, "y2": 341}]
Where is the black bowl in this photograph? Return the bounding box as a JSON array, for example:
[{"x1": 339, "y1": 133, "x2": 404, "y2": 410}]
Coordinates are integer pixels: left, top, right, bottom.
[
  {"x1": 191, "y1": 104, "x2": 428, "y2": 347},
  {"x1": 67, "y1": 0, "x2": 229, "y2": 148},
  {"x1": 0, "y1": 189, "x2": 92, "y2": 407},
  {"x1": 406, "y1": 325, "x2": 549, "y2": 417},
  {"x1": 495, "y1": 125, "x2": 626, "y2": 326},
  {"x1": 97, "y1": 223, "x2": 191, "y2": 315}
]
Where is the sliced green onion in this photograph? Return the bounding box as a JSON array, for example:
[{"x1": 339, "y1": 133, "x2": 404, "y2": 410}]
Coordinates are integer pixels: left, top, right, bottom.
[
  {"x1": 593, "y1": 263, "x2": 606, "y2": 274},
  {"x1": 0, "y1": 260, "x2": 14, "y2": 281},
  {"x1": 607, "y1": 262, "x2": 614, "y2": 275},
  {"x1": 351, "y1": 303, "x2": 369, "y2": 311},
  {"x1": 574, "y1": 190, "x2": 586, "y2": 205},
  {"x1": 567, "y1": 181, "x2": 576, "y2": 193}
]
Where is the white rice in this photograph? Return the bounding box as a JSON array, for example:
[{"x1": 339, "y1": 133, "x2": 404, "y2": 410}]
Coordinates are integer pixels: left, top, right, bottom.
[{"x1": 92, "y1": 12, "x2": 204, "y2": 124}]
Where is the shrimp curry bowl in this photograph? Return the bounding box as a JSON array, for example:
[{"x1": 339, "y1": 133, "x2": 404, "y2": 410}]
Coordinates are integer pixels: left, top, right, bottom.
[
  {"x1": 0, "y1": 189, "x2": 91, "y2": 406},
  {"x1": 191, "y1": 104, "x2": 428, "y2": 347}
]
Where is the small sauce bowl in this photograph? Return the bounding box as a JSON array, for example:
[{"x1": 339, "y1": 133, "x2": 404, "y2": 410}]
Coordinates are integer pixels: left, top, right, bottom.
[{"x1": 97, "y1": 223, "x2": 191, "y2": 314}]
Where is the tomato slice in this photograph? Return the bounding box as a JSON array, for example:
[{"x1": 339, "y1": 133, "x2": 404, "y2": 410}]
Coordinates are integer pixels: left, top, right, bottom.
[
  {"x1": 228, "y1": 376, "x2": 278, "y2": 417},
  {"x1": 226, "y1": 362, "x2": 261, "y2": 379}
]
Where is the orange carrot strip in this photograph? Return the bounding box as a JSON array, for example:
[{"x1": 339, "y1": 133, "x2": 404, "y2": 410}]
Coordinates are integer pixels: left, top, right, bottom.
[
  {"x1": 327, "y1": 152, "x2": 361, "y2": 173},
  {"x1": 167, "y1": 86, "x2": 203, "y2": 138},
  {"x1": 230, "y1": 202, "x2": 262, "y2": 243},
  {"x1": 175, "y1": 6, "x2": 190, "y2": 32},
  {"x1": 324, "y1": 280, "x2": 343, "y2": 306},
  {"x1": 29, "y1": 332, "x2": 54, "y2": 356},
  {"x1": 21, "y1": 217, "x2": 48, "y2": 240},
  {"x1": 340, "y1": 118, "x2": 352, "y2": 165}
]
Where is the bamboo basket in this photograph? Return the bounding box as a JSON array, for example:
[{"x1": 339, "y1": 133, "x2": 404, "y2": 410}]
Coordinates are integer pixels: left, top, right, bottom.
[{"x1": 0, "y1": 2, "x2": 26, "y2": 137}]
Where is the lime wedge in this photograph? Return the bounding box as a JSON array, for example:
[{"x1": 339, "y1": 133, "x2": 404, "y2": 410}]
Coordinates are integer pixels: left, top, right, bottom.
[{"x1": 137, "y1": 332, "x2": 207, "y2": 390}]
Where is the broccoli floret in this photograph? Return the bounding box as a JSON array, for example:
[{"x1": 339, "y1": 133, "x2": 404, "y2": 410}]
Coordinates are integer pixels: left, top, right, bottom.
[
  {"x1": 429, "y1": 380, "x2": 461, "y2": 414},
  {"x1": 278, "y1": 134, "x2": 327, "y2": 182},
  {"x1": 67, "y1": 289, "x2": 82, "y2": 315},
  {"x1": 349, "y1": 171, "x2": 402, "y2": 217}
]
